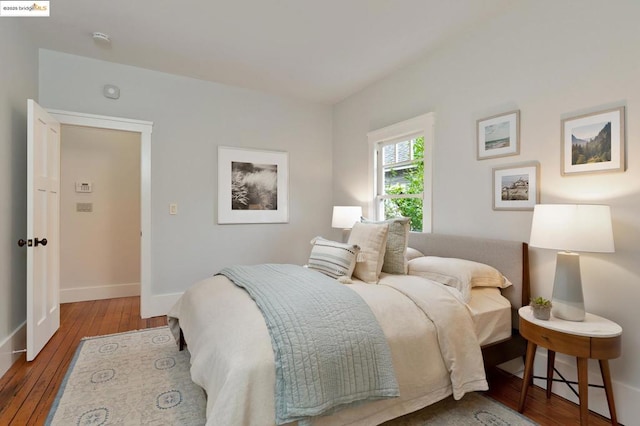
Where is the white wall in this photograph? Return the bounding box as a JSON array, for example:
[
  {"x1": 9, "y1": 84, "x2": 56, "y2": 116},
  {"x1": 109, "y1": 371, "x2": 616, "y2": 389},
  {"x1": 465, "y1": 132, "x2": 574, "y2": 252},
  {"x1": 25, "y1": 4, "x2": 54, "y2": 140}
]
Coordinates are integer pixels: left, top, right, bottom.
[
  {"x1": 0, "y1": 21, "x2": 38, "y2": 377},
  {"x1": 60, "y1": 125, "x2": 141, "y2": 302},
  {"x1": 39, "y1": 49, "x2": 334, "y2": 305},
  {"x1": 332, "y1": 0, "x2": 640, "y2": 422}
]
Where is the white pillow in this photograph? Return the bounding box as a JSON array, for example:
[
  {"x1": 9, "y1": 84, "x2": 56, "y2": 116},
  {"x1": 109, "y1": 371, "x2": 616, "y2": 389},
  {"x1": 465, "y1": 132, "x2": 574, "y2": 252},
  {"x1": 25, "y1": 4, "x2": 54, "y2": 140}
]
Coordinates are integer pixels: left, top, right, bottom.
[
  {"x1": 347, "y1": 222, "x2": 389, "y2": 283},
  {"x1": 406, "y1": 247, "x2": 424, "y2": 261},
  {"x1": 408, "y1": 256, "x2": 512, "y2": 302},
  {"x1": 307, "y1": 237, "x2": 360, "y2": 281},
  {"x1": 361, "y1": 217, "x2": 410, "y2": 274}
]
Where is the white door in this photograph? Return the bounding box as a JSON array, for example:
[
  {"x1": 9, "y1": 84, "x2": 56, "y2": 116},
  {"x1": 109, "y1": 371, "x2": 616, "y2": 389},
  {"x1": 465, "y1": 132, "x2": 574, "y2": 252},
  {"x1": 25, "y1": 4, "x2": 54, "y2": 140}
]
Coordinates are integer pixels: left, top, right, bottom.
[{"x1": 24, "y1": 99, "x2": 61, "y2": 361}]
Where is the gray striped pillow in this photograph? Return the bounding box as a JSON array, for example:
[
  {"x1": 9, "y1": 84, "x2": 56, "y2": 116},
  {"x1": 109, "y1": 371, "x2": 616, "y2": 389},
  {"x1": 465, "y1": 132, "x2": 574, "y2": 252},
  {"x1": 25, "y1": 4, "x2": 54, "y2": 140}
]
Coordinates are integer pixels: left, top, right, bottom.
[{"x1": 308, "y1": 237, "x2": 360, "y2": 280}]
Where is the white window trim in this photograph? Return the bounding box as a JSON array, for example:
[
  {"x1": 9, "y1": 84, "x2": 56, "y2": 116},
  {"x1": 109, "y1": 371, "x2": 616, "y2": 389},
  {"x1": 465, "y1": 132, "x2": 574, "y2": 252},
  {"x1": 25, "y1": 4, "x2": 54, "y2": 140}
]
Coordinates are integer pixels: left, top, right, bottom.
[{"x1": 367, "y1": 113, "x2": 434, "y2": 233}]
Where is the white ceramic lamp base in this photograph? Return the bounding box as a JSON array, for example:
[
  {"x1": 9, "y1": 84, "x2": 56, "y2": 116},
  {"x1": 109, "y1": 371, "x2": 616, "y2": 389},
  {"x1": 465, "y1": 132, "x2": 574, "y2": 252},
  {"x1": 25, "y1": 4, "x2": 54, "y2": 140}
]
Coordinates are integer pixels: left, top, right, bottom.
[{"x1": 551, "y1": 252, "x2": 585, "y2": 321}]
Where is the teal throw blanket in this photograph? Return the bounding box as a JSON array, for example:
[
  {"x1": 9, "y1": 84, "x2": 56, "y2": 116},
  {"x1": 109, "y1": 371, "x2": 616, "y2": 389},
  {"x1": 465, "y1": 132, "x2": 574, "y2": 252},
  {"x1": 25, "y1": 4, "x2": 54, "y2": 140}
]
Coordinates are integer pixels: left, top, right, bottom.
[{"x1": 218, "y1": 264, "x2": 399, "y2": 425}]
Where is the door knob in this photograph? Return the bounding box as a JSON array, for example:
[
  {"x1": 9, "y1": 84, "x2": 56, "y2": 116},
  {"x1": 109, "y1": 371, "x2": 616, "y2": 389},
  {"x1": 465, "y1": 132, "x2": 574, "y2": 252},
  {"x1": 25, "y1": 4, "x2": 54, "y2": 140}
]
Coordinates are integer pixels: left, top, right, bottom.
[
  {"x1": 34, "y1": 238, "x2": 48, "y2": 247},
  {"x1": 18, "y1": 239, "x2": 28, "y2": 247}
]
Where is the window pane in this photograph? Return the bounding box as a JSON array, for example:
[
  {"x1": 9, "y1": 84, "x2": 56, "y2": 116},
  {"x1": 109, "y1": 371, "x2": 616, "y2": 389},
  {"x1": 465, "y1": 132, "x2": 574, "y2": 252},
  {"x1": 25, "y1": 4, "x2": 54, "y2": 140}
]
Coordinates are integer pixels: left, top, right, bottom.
[
  {"x1": 376, "y1": 134, "x2": 426, "y2": 232},
  {"x1": 382, "y1": 197, "x2": 423, "y2": 231},
  {"x1": 397, "y1": 140, "x2": 411, "y2": 162},
  {"x1": 382, "y1": 144, "x2": 395, "y2": 165},
  {"x1": 413, "y1": 137, "x2": 424, "y2": 160},
  {"x1": 383, "y1": 165, "x2": 422, "y2": 195}
]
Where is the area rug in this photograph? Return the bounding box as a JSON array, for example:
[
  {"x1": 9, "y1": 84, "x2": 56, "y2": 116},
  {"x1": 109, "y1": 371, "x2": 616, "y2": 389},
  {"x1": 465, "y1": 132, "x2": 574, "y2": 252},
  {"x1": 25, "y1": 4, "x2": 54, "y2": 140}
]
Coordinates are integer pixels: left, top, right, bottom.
[
  {"x1": 47, "y1": 326, "x2": 536, "y2": 425},
  {"x1": 383, "y1": 392, "x2": 538, "y2": 425},
  {"x1": 46, "y1": 326, "x2": 206, "y2": 425}
]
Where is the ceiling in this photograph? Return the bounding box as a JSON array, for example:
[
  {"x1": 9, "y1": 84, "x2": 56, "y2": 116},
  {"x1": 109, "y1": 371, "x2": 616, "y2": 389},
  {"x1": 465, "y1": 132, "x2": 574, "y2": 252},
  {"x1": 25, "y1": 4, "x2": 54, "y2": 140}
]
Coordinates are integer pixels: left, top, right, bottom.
[{"x1": 24, "y1": 0, "x2": 513, "y2": 104}]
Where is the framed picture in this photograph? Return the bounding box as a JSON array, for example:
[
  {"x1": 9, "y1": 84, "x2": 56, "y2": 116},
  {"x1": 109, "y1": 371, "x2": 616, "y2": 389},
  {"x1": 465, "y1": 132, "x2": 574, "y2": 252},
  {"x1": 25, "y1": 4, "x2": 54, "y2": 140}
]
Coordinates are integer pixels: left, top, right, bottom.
[
  {"x1": 218, "y1": 146, "x2": 289, "y2": 224},
  {"x1": 477, "y1": 110, "x2": 520, "y2": 160},
  {"x1": 493, "y1": 163, "x2": 539, "y2": 211},
  {"x1": 561, "y1": 106, "x2": 625, "y2": 175}
]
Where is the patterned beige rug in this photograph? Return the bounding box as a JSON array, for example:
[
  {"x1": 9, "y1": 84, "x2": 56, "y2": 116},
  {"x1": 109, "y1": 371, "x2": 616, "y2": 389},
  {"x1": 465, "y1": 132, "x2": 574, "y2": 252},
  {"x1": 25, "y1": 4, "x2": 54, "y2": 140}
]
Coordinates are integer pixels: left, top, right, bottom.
[
  {"x1": 46, "y1": 327, "x2": 206, "y2": 425},
  {"x1": 382, "y1": 392, "x2": 537, "y2": 425},
  {"x1": 47, "y1": 326, "x2": 536, "y2": 425}
]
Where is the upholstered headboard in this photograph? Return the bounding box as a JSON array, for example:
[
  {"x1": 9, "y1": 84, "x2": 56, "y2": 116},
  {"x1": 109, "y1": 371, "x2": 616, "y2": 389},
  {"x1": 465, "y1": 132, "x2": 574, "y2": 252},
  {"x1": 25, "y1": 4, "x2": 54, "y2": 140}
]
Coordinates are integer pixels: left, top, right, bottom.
[{"x1": 407, "y1": 232, "x2": 530, "y2": 311}]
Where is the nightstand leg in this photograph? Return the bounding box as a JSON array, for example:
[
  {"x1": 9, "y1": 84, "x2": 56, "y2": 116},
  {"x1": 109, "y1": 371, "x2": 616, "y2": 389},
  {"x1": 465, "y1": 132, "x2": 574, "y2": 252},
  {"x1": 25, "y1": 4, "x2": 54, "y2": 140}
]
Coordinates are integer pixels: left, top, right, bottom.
[
  {"x1": 518, "y1": 341, "x2": 537, "y2": 413},
  {"x1": 599, "y1": 360, "x2": 618, "y2": 426},
  {"x1": 577, "y1": 357, "x2": 589, "y2": 426},
  {"x1": 546, "y1": 350, "x2": 556, "y2": 399}
]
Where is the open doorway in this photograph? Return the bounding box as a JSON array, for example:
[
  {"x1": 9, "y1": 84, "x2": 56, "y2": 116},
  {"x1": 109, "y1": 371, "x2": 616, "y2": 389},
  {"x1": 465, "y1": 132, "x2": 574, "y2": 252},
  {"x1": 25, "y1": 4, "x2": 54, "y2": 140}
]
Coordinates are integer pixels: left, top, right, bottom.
[
  {"x1": 59, "y1": 125, "x2": 141, "y2": 302},
  {"x1": 48, "y1": 109, "x2": 153, "y2": 317}
]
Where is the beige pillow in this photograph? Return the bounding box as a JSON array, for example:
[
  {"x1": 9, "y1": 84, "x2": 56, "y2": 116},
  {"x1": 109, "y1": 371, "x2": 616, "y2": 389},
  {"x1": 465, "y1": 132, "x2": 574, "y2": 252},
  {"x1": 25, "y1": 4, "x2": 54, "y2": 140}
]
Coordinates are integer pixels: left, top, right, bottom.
[
  {"x1": 408, "y1": 256, "x2": 512, "y2": 302},
  {"x1": 361, "y1": 217, "x2": 410, "y2": 274},
  {"x1": 347, "y1": 222, "x2": 389, "y2": 283}
]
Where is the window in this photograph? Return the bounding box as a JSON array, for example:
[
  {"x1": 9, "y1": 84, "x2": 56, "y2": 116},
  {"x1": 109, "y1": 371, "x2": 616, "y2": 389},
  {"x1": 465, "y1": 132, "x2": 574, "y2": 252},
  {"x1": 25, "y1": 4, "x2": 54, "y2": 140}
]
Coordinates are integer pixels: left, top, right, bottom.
[
  {"x1": 378, "y1": 136, "x2": 424, "y2": 230},
  {"x1": 367, "y1": 113, "x2": 433, "y2": 232}
]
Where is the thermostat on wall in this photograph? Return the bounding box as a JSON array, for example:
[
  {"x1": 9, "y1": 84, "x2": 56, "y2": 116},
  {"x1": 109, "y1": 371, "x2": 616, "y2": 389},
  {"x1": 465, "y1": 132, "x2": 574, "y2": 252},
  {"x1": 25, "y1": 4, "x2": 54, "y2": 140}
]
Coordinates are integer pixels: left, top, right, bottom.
[{"x1": 75, "y1": 181, "x2": 93, "y2": 193}]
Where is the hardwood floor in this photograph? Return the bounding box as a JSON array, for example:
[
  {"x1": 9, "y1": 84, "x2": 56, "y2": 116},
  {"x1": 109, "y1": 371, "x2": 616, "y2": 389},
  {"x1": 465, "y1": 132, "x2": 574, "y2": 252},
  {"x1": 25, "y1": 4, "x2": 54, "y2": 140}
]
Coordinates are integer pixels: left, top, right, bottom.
[
  {"x1": 485, "y1": 367, "x2": 613, "y2": 425},
  {"x1": 0, "y1": 297, "x2": 614, "y2": 425},
  {"x1": 0, "y1": 297, "x2": 165, "y2": 425}
]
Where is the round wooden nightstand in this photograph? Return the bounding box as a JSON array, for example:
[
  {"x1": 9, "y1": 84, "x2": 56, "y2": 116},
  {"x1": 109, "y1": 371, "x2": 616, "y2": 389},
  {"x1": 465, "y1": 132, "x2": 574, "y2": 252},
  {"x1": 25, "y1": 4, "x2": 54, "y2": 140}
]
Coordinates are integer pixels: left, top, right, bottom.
[{"x1": 517, "y1": 306, "x2": 622, "y2": 426}]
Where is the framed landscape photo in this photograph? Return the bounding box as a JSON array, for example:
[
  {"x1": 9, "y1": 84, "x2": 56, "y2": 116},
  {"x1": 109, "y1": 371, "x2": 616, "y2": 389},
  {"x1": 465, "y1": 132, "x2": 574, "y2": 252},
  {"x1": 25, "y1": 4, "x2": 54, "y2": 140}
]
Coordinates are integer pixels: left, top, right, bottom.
[
  {"x1": 218, "y1": 146, "x2": 289, "y2": 224},
  {"x1": 493, "y1": 163, "x2": 539, "y2": 211},
  {"x1": 561, "y1": 106, "x2": 625, "y2": 175},
  {"x1": 477, "y1": 110, "x2": 520, "y2": 160}
]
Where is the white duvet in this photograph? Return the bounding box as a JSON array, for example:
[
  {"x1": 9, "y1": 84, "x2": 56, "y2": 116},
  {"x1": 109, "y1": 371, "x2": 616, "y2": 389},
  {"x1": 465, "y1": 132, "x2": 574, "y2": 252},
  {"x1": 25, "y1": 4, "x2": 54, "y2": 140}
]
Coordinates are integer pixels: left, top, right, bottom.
[{"x1": 167, "y1": 272, "x2": 488, "y2": 426}]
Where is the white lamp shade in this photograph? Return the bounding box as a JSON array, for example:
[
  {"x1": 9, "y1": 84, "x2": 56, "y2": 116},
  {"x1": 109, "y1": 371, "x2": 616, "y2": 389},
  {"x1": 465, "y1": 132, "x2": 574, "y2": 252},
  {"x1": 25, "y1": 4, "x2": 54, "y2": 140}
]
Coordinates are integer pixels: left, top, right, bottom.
[
  {"x1": 331, "y1": 206, "x2": 362, "y2": 229},
  {"x1": 529, "y1": 204, "x2": 614, "y2": 253}
]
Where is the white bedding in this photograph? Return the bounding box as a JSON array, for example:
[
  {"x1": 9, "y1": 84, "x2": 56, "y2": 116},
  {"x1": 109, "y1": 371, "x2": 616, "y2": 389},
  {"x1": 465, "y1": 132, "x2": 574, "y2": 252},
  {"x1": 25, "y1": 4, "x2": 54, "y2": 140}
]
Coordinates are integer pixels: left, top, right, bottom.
[
  {"x1": 467, "y1": 287, "x2": 512, "y2": 346},
  {"x1": 168, "y1": 272, "x2": 489, "y2": 426}
]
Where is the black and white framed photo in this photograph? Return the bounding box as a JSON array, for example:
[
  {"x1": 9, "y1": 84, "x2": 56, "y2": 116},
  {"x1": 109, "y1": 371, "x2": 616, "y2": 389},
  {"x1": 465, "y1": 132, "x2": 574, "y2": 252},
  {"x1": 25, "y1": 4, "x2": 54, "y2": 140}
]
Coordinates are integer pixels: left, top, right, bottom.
[
  {"x1": 561, "y1": 106, "x2": 625, "y2": 175},
  {"x1": 218, "y1": 146, "x2": 289, "y2": 224},
  {"x1": 493, "y1": 163, "x2": 539, "y2": 211},
  {"x1": 477, "y1": 110, "x2": 520, "y2": 160}
]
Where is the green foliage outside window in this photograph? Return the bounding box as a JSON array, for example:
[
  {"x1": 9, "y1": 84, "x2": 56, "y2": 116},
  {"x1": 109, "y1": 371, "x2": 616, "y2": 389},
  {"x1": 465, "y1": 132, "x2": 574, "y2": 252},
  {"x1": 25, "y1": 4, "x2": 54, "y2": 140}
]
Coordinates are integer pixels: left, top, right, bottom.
[{"x1": 384, "y1": 137, "x2": 424, "y2": 231}]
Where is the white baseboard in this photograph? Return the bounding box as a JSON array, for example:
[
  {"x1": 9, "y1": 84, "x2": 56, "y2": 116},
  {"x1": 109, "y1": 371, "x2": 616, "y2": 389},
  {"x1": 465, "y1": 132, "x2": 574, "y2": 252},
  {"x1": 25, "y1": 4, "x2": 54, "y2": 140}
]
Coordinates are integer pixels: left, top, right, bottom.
[
  {"x1": 498, "y1": 349, "x2": 639, "y2": 425},
  {"x1": 0, "y1": 322, "x2": 26, "y2": 380},
  {"x1": 140, "y1": 292, "x2": 183, "y2": 319},
  {"x1": 60, "y1": 282, "x2": 140, "y2": 303}
]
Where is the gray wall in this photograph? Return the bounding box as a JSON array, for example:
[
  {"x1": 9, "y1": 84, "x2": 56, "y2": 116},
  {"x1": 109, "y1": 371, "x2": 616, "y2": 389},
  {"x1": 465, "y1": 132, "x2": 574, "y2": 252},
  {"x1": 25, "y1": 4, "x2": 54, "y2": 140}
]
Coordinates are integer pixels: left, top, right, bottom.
[
  {"x1": 39, "y1": 50, "x2": 334, "y2": 296},
  {"x1": 0, "y1": 21, "x2": 38, "y2": 361},
  {"x1": 332, "y1": 0, "x2": 640, "y2": 421}
]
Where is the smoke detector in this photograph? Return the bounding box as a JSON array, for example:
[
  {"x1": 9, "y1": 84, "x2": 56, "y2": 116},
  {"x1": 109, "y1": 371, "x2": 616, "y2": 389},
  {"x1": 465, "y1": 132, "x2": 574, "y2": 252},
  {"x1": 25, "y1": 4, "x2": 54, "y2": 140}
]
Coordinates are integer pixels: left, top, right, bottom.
[
  {"x1": 92, "y1": 32, "x2": 111, "y2": 44},
  {"x1": 103, "y1": 84, "x2": 120, "y2": 99}
]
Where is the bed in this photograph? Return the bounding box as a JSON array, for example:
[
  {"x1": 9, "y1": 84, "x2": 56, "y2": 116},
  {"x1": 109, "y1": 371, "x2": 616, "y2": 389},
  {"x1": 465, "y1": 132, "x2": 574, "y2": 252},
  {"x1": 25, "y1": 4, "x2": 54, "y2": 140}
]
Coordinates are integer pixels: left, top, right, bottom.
[{"x1": 167, "y1": 231, "x2": 530, "y2": 426}]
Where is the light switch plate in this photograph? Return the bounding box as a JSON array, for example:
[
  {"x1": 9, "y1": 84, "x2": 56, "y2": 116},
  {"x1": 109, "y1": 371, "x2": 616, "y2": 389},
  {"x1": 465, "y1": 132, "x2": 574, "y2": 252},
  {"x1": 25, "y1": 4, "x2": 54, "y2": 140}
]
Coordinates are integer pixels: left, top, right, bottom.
[{"x1": 169, "y1": 203, "x2": 178, "y2": 215}]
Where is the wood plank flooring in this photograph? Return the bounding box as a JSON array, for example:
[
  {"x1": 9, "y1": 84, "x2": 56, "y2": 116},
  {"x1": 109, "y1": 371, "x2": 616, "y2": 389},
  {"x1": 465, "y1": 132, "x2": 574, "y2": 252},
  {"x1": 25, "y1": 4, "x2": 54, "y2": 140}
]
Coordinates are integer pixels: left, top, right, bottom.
[{"x1": 0, "y1": 297, "x2": 613, "y2": 425}]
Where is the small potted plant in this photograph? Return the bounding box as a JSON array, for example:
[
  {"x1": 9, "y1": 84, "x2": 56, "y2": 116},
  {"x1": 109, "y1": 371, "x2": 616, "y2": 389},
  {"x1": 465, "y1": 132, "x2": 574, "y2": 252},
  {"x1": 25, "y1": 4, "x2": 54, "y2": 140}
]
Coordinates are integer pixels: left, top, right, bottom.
[{"x1": 530, "y1": 296, "x2": 552, "y2": 320}]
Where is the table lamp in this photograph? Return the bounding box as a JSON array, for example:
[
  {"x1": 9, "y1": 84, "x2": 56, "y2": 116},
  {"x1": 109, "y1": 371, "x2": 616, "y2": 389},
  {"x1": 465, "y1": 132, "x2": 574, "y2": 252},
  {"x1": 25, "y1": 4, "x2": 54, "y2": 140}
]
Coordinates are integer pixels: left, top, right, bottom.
[
  {"x1": 529, "y1": 204, "x2": 614, "y2": 321},
  {"x1": 332, "y1": 206, "x2": 362, "y2": 242}
]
